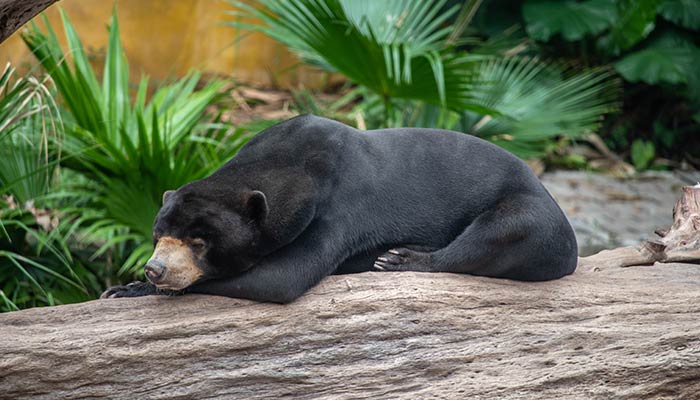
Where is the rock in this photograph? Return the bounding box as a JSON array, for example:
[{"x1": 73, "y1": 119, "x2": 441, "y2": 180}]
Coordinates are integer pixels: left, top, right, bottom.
[{"x1": 2, "y1": 265, "x2": 699, "y2": 399}]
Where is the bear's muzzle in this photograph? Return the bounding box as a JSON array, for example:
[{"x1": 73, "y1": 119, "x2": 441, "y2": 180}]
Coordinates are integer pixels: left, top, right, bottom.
[{"x1": 146, "y1": 237, "x2": 203, "y2": 290}]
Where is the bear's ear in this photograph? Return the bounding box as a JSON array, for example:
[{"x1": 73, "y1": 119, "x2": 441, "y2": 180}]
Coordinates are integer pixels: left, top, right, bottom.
[
  {"x1": 162, "y1": 190, "x2": 175, "y2": 205},
  {"x1": 244, "y1": 190, "x2": 268, "y2": 222}
]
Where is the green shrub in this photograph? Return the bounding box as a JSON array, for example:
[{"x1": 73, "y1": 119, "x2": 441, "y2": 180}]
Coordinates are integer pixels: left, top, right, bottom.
[
  {"x1": 520, "y1": 0, "x2": 700, "y2": 166},
  {"x1": 0, "y1": 64, "x2": 90, "y2": 311}
]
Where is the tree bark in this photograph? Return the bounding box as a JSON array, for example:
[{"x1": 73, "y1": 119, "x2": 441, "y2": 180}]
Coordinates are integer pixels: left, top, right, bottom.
[
  {"x1": 579, "y1": 184, "x2": 700, "y2": 270},
  {"x1": 1, "y1": 264, "x2": 699, "y2": 400},
  {"x1": 0, "y1": 0, "x2": 60, "y2": 43}
]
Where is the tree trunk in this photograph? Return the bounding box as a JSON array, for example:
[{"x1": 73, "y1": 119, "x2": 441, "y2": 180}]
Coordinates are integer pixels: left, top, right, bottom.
[
  {"x1": 2, "y1": 265, "x2": 700, "y2": 400},
  {"x1": 0, "y1": 0, "x2": 60, "y2": 43},
  {"x1": 579, "y1": 184, "x2": 700, "y2": 270}
]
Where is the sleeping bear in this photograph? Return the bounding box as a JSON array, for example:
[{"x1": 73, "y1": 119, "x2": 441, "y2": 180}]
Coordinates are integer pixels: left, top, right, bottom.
[{"x1": 101, "y1": 114, "x2": 578, "y2": 303}]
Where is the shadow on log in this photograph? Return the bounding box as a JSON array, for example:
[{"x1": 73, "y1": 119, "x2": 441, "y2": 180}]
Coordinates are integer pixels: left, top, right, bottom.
[{"x1": 2, "y1": 264, "x2": 700, "y2": 399}]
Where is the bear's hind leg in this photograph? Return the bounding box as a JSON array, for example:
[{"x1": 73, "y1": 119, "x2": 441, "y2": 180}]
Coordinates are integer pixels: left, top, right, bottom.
[{"x1": 374, "y1": 195, "x2": 576, "y2": 281}]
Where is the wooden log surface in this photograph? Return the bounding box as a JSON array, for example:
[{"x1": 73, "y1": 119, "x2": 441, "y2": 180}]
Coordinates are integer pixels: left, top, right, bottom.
[
  {"x1": 1, "y1": 264, "x2": 699, "y2": 399},
  {"x1": 0, "y1": 0, "x2": 60, "y2": 43}
]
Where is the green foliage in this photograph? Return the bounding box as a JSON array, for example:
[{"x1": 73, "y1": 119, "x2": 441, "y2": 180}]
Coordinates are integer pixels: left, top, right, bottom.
[
  {"x1": 614, "y1": 31, "x2": 700, "y2": 106},
  {"x1": 228, "y1": 0, "x2": 488, "y2": 114},
  {"x1": 0, "y1": 64, "x2": 92, "y2": 311},
  {"x1": 466, "y1": 59, "x2": 617, "y2": 157},
  {"x1": 520, "y1": 0, "x2": 700, "y2": 86},
  {"x1": 630, "y1": 139, "x2": 656, "y2": 170},
  {"x1": 523, "y1": 0, "x2": 615, "y2": 41},
  {"x1": 20, "y1": 10, "x2": 248, "y2": 278},
  {"x1": 523, "y1": 0, "x2": 666, "y2": 55},
  {"x1": 548, "y1": 152, "x2": 589, "y2": 170},
  {"x1": 598, "y1": 0, "x2": 661, "y2": 55},
  {"x1": 658, "y1": 0, "x2": 700, "y2": 30},
  {"x1": 229, "y1": 0, "x2": 618, "y2": 157},
  {"x1": 614, "y1": 33, "x2": 697, "y2": 86},
  {"x1": 0, "y1": 64, "x2": 61, "y2": 204},
  {"x1": 0, "y1": 207, "x2": 94, "y2": 312},
  {"x1": 520, "y1": 0, "x2": 700, "y2": 166}
]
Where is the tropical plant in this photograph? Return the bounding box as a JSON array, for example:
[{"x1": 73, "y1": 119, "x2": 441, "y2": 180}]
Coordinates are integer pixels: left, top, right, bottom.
[
  {"x1": 21, "y1": 10, "x2": 251, "y2": 278},
  {"x1": 0, "y1": 63, "x2": 63, "y2": 202},
  {"x1": 0, "y1": 63, "x2": 90, "y2": 311},
  {"x1": 227, "y1": 0, "x2": 618, "y2": 158},
  {"x1": 630, "y1": 138, "x2": 656, "y2": 170},
  {"x1": 523, "y1": 0, "x2": 700, "y2": 93},
  {"x1": 520, "y1": 0, "x2": 700, "y2": 166}
]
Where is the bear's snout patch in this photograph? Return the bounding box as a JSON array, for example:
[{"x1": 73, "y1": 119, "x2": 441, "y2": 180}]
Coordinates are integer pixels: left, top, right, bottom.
[{"x1": 147, "y1": 237, "x2": 203, "y2": 290}]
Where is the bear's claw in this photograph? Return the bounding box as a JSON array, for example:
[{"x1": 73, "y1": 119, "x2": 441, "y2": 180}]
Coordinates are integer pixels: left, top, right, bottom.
[
  {"x1": 373, "y1": 261, "x2": 386, "y2": 270},
  {"x1": 374, "y1": 247, "x2": 433, "y2": 272},
  {"x1": 100, "y1": 281, "x2": 157, "y2": 299}
]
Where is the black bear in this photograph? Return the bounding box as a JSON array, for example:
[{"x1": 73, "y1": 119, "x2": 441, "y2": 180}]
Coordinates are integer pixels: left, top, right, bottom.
[{"x1": 102, "y1": 115, "x2": 577, "y2": 303}]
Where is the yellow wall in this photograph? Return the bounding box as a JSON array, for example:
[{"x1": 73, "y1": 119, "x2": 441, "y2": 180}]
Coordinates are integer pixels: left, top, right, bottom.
[{"x1": 0, "y1": 0, "x2": 335, "y2": 89}]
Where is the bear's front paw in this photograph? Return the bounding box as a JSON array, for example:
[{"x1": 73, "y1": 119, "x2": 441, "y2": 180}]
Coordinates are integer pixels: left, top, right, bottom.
[
  {"x1": 100, "y1": 281, "x2": 157, "y2": 299},
  {"x1": 373, "y1": 248, "x2": 433, "y2": 272}
]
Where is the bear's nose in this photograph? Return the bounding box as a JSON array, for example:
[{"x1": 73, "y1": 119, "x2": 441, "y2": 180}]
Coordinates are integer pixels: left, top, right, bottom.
[{"x1": 145, "y1": 259, "x2": 165, "y2": 283}]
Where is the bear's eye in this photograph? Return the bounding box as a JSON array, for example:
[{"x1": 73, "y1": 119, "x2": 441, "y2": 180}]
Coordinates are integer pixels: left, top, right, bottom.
[{"x1": 190, "y1": 238, "x2": 207, "y2": 252}]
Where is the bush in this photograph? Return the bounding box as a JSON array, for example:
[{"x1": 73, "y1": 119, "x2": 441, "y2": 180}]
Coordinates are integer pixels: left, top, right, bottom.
[
  {"x1": 0, "y1": 63, "x2": 88, "y2": 311},
  {"x1": 514, "y1": 0, "x2": 700, "y2": 167}
]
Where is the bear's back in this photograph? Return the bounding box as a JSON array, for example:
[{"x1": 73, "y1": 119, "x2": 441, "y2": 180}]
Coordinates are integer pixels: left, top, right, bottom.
[
  {"x1": 230, "y1": 115, "x2": 352, "y2": 169},
  {"x1": 222, "y1": 115, "x2": 539, "y2": 203}
]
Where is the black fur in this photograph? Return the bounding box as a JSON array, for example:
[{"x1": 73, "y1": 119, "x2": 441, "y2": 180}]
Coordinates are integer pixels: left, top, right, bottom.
[{"x1": 104, "y1": 115, "x2": 577, "y2": 303}]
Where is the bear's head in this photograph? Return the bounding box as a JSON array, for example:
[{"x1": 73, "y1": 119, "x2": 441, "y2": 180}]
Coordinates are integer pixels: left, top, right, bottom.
[{"x1": 145, "y1": 186, "x2": 269, "y2": 290}]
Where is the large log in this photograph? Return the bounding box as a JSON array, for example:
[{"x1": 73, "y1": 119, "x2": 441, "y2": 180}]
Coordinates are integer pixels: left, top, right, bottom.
[
  {"x1": 0, "y1": 0, "x2": 60, "y2": 43},
  {"x1": 1, "y1": 265, "x2": 699, "y2": 399}
]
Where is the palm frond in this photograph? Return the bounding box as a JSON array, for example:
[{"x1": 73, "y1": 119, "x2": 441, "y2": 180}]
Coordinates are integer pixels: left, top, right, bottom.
[{"x1": 466, "y1": 58, "x2": 619, "y2": 156}]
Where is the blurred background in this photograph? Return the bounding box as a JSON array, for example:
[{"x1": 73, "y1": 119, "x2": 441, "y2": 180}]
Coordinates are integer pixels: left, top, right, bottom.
[{"x1": 1, "y1": 0, "x2": 698, "y2": 311}]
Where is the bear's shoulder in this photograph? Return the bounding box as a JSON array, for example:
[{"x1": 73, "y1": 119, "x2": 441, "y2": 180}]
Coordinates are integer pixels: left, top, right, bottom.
[{"x1": 232, "y1": 115, "x2": 354, "y2": 166}]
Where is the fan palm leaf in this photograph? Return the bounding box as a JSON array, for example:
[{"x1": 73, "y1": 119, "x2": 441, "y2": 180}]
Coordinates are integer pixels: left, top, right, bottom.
[
  {"x1": 467, "y1": 58, "x2": 619, "y2": 157},
  {"x1": 227, "y1": 0, "x2": 490, "y2": 113}
]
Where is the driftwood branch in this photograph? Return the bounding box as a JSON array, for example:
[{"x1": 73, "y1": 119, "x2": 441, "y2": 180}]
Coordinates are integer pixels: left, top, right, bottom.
[
  {"x1": 579, "y1": 184, "x2": 700, "y2": 270},
  {"x1": 0, "y1": 0, "x2": 60, "y2": 43},
  {"x1": 2, "y1": 265, "x2": 700, "y2": 399}
]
